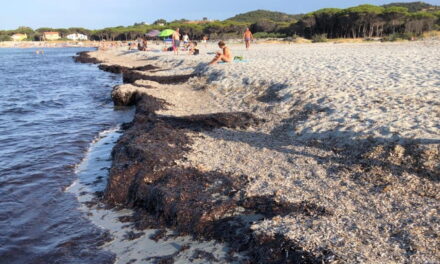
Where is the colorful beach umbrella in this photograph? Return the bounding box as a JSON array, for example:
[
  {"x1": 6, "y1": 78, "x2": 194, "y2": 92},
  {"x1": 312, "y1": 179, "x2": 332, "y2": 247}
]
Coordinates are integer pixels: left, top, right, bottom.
[
  {"x1": 146, "y1": 30, "x2": 160, "y2": 37},
  {"x1": 158, "y1": 29, "x2": 175, "y2": 37}
]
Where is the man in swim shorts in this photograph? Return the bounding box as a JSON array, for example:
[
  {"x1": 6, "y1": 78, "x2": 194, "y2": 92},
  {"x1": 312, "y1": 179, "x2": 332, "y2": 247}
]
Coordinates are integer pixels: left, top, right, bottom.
[
  {"x1": 172, "y1": 28, "x2": 181, "y2": 55},
  {"x1": 243, "y1": 28, "x2": 253, "y2": 50}
]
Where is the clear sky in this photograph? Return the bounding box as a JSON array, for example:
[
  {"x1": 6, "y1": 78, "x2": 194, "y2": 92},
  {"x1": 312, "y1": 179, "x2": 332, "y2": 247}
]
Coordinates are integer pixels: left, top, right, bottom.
[{"x1": 1, "y1": 0, "x2": 439, "y2": 30}]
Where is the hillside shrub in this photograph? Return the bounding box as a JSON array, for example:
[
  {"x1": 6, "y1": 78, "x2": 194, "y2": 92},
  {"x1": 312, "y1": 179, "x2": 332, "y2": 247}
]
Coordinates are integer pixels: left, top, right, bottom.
[
  {"x1": 312, "y1": 34, "x2": 328, "y2": 42},
  {"x1": 253, "y1": 32, "x2": 287, "y2": 38},
  {"x1": 0, "y1": 35, "x2": 11, "y2": 41},
  {"x1": 381, "y1": 32, "x2": 416, "y2": 41}
]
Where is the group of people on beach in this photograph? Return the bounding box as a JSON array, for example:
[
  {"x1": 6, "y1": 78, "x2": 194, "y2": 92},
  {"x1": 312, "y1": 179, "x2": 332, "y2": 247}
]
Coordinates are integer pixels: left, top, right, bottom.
[
  {"x1": 116, "y1": 27, "x2": 254, "y2": 66},
  {"x1": 171, "y1": 28, "x2": 204, "y2": 55},
  {"x1": 172, "y1": 27, "x2": 253, "y2": 65}
]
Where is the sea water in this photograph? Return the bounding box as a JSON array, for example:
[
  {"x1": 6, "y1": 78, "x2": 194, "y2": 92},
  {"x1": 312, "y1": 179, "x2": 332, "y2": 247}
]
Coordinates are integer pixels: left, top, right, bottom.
[
  {"x1": 0, "y1": 48, "x2": 233, "y2": 264},
  {"x1": 0, "y1": 48, "x2": 133, "y2": 263}
]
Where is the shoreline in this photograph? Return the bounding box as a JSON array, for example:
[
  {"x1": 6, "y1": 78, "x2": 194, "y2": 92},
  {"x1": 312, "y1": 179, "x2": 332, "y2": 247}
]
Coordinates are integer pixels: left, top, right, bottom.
[
  {"x1": 67, "y1": 127, "x2": 236, "y2": 264},
  {"x1": 3, "y1": 33, "x2": 439, "y2": 49},
  {"x1": 0, "y1": 41, "x2": 118, "y2": 48},
  {"x1": 74, "y1": 50, "x2": 330, "y2": 263},
  {"x1": 74, "y1": 40, "x2": 439, "y2": 263}
]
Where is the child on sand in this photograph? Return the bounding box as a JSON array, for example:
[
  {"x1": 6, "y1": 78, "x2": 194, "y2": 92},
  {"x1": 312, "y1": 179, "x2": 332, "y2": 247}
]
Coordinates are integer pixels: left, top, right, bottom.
[
  {"x1": 188, "y1": 42, "x2": 199, "y2": 55},
  {"x1": 209, "y1": 41, "x2": 232, "y2": 65}
]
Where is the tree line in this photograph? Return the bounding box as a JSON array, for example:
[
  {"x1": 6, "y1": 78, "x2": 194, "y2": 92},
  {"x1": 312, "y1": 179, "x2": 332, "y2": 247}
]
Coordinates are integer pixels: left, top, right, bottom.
[
  {"x1": 1, "y1": 3, "x2": 439, "y2": 42},
  {"x1": 383, "y1": 1, "x2": 438, "y2": 12},
  {"x1": 0, "y1": 21, "x2": 251, "y2": 42},
  {"x1": 288, "y1": 5, "x2": 440, "y2": 39}
]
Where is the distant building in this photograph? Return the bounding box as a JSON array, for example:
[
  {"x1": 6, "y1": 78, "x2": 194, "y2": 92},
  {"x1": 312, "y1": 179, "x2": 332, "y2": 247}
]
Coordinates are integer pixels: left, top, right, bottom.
[
  {"x1": 11, "y1": 33, "x2": 27, "y2": 41},
  {"x1": 43, "y1": 32, "x2": 61, "y2": 41},
  {"x1": 134, "y1": 22, "x2": 149, "y2": 26},
  {"x1": 66, "y1": 33, "x2": 88, "y2": 41},
  {"x1": 185, "y1": 18, "x2": 214, "y2": 24}
]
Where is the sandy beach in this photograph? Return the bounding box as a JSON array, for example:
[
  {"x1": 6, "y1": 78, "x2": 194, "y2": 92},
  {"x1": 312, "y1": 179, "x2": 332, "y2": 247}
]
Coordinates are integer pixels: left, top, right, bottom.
[{"x1": 77, "y1": 40, "x2": 439, "y2": 263}]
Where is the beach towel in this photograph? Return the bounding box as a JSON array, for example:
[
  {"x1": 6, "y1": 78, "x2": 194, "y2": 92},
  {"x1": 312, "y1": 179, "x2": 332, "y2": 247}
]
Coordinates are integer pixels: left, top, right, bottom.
[{"x1": 218, "y1": 59, "x2": 248, "y2": 64}]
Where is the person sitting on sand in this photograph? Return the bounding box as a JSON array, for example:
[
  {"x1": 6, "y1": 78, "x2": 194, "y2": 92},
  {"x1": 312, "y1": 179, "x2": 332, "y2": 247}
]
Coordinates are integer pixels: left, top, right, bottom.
[
  {"x1": 209, "y1": 41, "x2": 232, "y2": 65},
  {"x1": 188, "y1": 42, "x2": 199, "y2": 55}
]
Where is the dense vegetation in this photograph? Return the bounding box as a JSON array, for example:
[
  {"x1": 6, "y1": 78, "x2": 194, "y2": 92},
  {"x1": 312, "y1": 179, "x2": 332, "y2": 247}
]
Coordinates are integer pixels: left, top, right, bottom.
[
  {"x1": 227, "y1": 10, "x2": 302, "y2": 23},
  {"x1": 290, "y1": 5, "x2": 439, "y2": 39},
  {"x1": 383, "y1": 1, "x2": 440, "y2": 12},
  {"x1": 1, "y1": 2, "x2": 439, "y2": 41}
]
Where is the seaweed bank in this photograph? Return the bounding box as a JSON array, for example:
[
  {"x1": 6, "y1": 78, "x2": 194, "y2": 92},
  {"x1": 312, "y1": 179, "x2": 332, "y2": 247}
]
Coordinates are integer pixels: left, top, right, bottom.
[{"x1": 78, "y1": 40, "x2": 439, "y2": 263}]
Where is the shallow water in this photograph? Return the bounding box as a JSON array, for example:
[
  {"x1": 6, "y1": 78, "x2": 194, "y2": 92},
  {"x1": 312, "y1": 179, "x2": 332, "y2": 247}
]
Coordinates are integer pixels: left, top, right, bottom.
[
  {"x1": 0, "y1": 48, "x2": 236, "y2": 264},
  {"x1": 0, "y1": 48, "x2": 134, "y2": 263}
]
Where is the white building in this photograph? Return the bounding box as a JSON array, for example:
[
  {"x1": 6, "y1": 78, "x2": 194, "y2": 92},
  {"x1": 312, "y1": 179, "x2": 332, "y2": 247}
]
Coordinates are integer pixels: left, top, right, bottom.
[{"x1": 66, "y1": 33, "x2": 88, "y2": 41}]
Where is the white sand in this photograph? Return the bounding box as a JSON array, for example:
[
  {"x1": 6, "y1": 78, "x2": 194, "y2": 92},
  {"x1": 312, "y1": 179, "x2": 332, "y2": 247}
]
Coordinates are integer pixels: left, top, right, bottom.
[
  {"x1": 88, "y1": 41, "x2": 440, "y2": 263},
  {"x1": 153, "y1": 41, "x2": 440, "y2": 143}
]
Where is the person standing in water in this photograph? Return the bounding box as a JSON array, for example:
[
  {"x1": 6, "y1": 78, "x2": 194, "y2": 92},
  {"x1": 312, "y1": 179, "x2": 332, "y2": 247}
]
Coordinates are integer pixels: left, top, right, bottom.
[
  {"x1": 243, "y1": 28, "x2": 253, "y2": 50},
  {"x1": 172, "y1": 28, "x2": 181, "y2": 55}
]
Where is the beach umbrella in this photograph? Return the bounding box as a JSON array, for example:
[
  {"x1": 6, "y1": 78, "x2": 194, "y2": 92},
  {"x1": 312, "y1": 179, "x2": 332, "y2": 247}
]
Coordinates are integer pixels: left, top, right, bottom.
[
  {"x1": 146, "y1": 30, "x2": 160, "y2": 37},
  {"x1": 158, "y1": 29, "x2": 175, "y2": 37}
]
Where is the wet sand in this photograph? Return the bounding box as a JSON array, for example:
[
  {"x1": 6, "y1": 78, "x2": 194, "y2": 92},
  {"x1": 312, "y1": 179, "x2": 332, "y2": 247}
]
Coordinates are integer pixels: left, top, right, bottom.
[{"x1": 67, "y1": 128, "x2": 236, "y2": 264}]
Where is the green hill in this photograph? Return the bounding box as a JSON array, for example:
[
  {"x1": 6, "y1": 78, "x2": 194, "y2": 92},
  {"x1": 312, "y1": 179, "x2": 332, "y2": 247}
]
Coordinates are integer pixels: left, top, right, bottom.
[
  {"x1": 382, "y1": 1, "x2": 439, "y2": 12},
  {"x1": 227, "y1": 10, "x2": 301, "y2": 23}
]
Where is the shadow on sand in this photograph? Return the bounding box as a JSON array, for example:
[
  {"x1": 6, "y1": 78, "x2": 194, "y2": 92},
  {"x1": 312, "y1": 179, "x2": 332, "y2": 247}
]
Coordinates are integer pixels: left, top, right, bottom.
[{"x1": 206, "y1": 106, "x2": 440, "y2": 187}]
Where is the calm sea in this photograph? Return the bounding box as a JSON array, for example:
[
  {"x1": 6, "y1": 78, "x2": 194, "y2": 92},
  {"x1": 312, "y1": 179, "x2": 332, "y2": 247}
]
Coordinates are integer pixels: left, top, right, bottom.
[{"x1": 0, "y1": 48, "x2": 133, "y2": 264}]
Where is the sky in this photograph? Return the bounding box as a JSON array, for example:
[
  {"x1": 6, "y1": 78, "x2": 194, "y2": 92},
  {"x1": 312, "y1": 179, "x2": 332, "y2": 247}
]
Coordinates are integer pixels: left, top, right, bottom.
[{"x1": 1, "y1": 0, "x2": 439, "y2": 30}]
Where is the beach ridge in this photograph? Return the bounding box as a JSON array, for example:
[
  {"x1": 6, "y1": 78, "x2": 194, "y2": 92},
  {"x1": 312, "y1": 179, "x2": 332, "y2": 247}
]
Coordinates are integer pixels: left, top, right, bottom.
[{"x1": 74, "y1": 41, "x2": 439, "y2": 263}]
